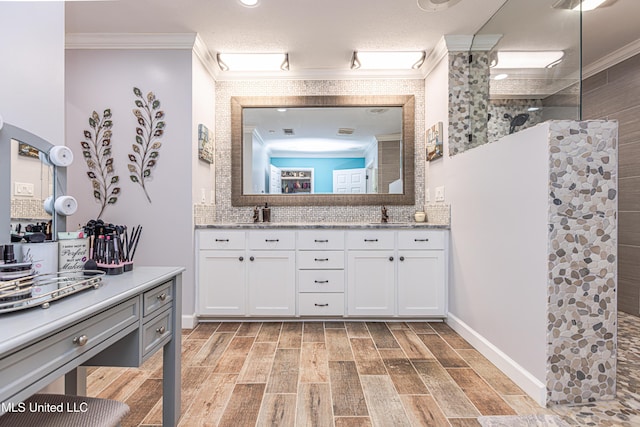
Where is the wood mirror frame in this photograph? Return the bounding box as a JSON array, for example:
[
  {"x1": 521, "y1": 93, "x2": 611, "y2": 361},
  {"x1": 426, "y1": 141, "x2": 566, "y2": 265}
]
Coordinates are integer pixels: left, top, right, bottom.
[{"x1": 231, "y1": 94, "x2": 415, "y2": 206}]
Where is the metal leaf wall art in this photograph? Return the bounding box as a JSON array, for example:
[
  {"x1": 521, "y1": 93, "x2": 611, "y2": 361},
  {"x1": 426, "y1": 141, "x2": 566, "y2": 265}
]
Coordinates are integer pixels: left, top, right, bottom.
[
  {"x1": 129, "y1": 87, "x2": 165, "y2": 203},
  {"x1": 81, "y1": 109, "x2": 120, "y2": 219}
]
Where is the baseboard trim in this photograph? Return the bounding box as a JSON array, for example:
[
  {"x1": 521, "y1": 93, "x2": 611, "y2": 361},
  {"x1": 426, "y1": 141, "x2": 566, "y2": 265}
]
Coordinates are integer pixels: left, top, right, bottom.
[
  {"x1": 446, "y1": 312, "x2": 547, "y2": 407},
  {"x1": 181, "y1": 313, "x2": 198, "y2": 329}
]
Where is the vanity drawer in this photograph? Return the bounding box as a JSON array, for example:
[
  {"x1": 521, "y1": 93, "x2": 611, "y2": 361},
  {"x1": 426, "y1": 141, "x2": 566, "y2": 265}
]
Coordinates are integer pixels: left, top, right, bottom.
[
  {"x1": 298, "y1": 293, "x2": 344, "y2": 316},
  {"x1": 142, "y1": 308, "x2": 172, "y2": 358},
  {"x1": 143, "y1": 280, "x2": 173, "y2": 318},
  {"x1": 397, "y1": 230, "x2": 444, "y2": 250},
  {"x1": 248, "y1": 230, "x2": 295, "y2": 250},
  {"x1": 297, "y1": 251, "x2": 345, "y2": 269},
  {"x1": 199, "y1": 230, "x2": 245, "y2": 250},
  {"x1": 298, "y1": 270, "x2": 345, "y2": 293},
  {"x1": 0, "y1": 298, "x2": 139, "y2": 401},
  {"x1": 346, "y1": 230, "x2": 394, "y2": 250},
  {"x1": 297, "y1": 231, "x2": 345, "y2": 250}
]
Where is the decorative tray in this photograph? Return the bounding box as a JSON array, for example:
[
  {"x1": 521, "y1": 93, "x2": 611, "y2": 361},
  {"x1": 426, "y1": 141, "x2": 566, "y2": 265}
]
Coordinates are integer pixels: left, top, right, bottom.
[{"x1": 0, "y1": 270, "x2": 105, "y2": 314}]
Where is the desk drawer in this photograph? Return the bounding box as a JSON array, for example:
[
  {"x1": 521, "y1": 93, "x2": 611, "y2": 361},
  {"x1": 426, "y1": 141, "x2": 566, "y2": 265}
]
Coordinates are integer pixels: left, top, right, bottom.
[
  {"x1": 297, "y1": 251, "x2": 344, "y2": 269},
  {"x1": 142, "y1": 309, "x2": 172, "y2": 358},
  {"x1": 297, "y1": 231, "x2": 345, "y2": 250},
  {"x1": 199, "y1": 230, "x2": 245, "y2": 250},
  {"x1": 298, "y1": 270, "x2": 345, "y2": 293},
  {"x1": 0, "y1": 298, "x2": 139, "y2": 401},
  {"x1": 143, "y1": 281, "x2": 173, "y2": 318},
  {"x1": 248, "y1": 231, "x2": 295, "y2": 250},
  {"x1": 299, "y1": 293, "x2": 344, "y2": 316},
  {"x1": 397, "y1": 230, "x2": 444, "y2": 250}
]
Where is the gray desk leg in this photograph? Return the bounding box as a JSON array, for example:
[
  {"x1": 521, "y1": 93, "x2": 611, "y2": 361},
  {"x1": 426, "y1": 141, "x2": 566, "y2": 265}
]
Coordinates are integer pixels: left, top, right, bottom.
[
  {"x1": 163, "y1": 274, "x2": 182, "y2": 426},
  {"x1": 65, "y1": 367, "x2": 87, "y2": 396}
]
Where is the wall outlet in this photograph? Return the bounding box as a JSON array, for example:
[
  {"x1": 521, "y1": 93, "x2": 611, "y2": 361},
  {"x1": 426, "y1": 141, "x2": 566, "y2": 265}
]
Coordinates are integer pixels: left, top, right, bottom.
[
  {"x1": 200, "y1": 188, "x2": 206, "y2": 204},
  {"x1": 435, "y1": 186, "x2": 445, "y2": 202},
  {"x1": 425, "y1": 188, "x2": 431, "y2": 203},
  {"x1": 14, "y1": 182, "x2": 34, "y2": 197}
]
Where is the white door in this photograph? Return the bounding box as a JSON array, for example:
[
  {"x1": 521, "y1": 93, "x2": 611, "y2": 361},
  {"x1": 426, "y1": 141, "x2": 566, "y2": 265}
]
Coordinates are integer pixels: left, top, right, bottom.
[
  {"x1": 397, "y1": 250, "x2": 446, "y2": 316},
  {"x1": 198, "y1": 250, "x2": 246, "y2": 315},
  {"x1": 269, "y1": 165, "x2": 282, "y2": 194},
  {"x1": 347, "y1": 250, "x2": 395, "y2": 316},
  {"x1": 333, "y1": 168, "x2": 367, "y2": 194},
  {"x1": 247, "y1": 250, "x2": 296, "y2": 315}
]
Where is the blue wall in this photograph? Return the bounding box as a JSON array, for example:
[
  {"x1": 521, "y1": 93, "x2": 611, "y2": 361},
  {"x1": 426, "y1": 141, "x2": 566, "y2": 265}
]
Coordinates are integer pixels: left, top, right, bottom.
[{"x1": 271, "y1": 157, "x2": 365, "y2": 193}]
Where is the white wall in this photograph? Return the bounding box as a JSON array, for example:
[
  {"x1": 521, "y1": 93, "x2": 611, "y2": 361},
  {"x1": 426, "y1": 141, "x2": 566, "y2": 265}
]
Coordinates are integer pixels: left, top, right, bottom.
[
  {"x1": 192, "y1": 55, "x2": 216, "y2": 205},
  {"x1": 424, "y1": 55, "x2": 450, "y2": 204},
  {"x1": 65, "y1": 49, "x2": 195, "y2": 316},
  {"x1": 445, "y1": 124, "x2": 550, "y2": 403}
]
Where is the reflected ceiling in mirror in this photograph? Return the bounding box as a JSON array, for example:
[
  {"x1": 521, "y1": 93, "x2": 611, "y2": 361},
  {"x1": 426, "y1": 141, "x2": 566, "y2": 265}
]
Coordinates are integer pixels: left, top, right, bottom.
[{"x1": 232, "y1": 95, "x2": 415, "y2": 206}]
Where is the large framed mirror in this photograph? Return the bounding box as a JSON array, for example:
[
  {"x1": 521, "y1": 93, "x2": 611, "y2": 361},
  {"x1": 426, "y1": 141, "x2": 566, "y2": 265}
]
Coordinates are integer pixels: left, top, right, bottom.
[{"x1": 231, "y1": 95, "x2": 415, "y2": 206}]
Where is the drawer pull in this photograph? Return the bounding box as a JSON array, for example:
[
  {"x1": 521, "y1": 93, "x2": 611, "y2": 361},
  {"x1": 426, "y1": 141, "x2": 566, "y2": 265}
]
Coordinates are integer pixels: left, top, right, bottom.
[
  {"x1": 314, "y1": 280, "x2": 329, "y2": 284},
  {"x1": 364, "y1": 239, "x2": 379, "y2": 242},
  {"x1": 414, "y1": 238, "x2": 430, "y2": 242},
  {"x1": 156, "y1": 326, "x2": 166, "y2": 335},
  {"x1": 265, "y1": 239, "x2": 279, "y2": 242},
  {"x1": 314, "y1": 303, "x2": 329, "y2": 307},
  {"x1": 314, "y1": 258, "x2": 329, "y2": 262},
  {"x1": 157, "y1": 293, "x2": 167, "y2": 302},
  {"x1": 73, "y1": 335, "x2": 88, "y2": 347},
  {"x1": 215, "y1": 238, "x2": 230, "y2": 242},
  {"x1": 314, "y1": 239, "x2": 329, "y2": 243}
]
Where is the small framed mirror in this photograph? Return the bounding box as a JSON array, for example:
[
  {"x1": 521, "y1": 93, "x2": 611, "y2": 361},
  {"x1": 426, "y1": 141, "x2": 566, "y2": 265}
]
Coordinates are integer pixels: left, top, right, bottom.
[{"x1": 231, "y1": 95, "x2": 415, "y2": 206}]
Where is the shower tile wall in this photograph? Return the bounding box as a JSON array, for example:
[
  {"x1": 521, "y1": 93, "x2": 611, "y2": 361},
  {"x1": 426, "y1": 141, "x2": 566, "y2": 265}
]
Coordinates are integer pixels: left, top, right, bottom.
[
  {"x1": 214, "y1": 79, "x2": 425, "y2": 223},
  {"x1": 489, "y1": 99, "x2": 544, "y2": 141}
]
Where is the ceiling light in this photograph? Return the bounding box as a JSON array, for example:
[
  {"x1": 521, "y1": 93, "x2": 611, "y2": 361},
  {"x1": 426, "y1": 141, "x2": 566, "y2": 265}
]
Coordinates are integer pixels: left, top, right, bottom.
[
  {"x1": 351, "y1": 51, "x2": 426, "y2": 70},
  {"x1": 217, "y1": 53, "x2": 289, "y2": 71},
  {"x1": 238, "y1": 0, "x2": 259, "y2": 7},
  {"x1": 276, "y1": 108, "x2": 287, "y2": 112},
  {"x1": 417, "y1": 0, "x2": 462, "y2": 12},
  {"x1": 528, "y1": 107, "x2": 541, "y2": 112},
  {"x1": 493, "y1": 73, "x2": 508, "y2": 80},
  {"x1": 491, "y1": 51, "x2": 564, "y2": 69},
  {"x1": 552, "y1": 0, "x2": 607, "y2": 11}
]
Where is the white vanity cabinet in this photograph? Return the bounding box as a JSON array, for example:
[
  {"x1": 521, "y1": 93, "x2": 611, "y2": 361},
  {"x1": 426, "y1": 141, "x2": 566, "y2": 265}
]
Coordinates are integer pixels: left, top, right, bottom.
[
  {"x1": 197, "y1": 231, "x2": 247, "y2": 315},
  {"x1": 346, "y1": 231, "x2": 396, "y2": 316},
  {"x1": 247, "y1": 230, "x2": 296, "y2": 316},
  {"x1": 397, "y1": 230, "x2": 446, "y2": 316},
  {"x1": 196, "y1": 226, "x2": 448, "y2": 319},
  {"x1": 297, "y1": 230, "x2": 345, "y2": 316}
]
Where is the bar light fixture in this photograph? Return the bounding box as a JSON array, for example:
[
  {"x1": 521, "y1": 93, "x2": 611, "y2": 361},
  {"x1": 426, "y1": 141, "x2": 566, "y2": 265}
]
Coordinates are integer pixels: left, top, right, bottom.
[
  {"x1": 216, "y1": 53, "x2": 289, "y2": 71},
  {"x1": 350, "y1": 51, "x2": 426, "y2": 70},
  {"x1": 490, "y1": 51, "x2": 565, "y2": 69}
]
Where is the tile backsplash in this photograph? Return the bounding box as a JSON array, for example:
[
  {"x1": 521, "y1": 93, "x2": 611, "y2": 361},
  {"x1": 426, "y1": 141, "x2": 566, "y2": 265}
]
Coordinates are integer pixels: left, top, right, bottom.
[{"x1": 213, "y1": 79, "x2": 426, "y2": 224}]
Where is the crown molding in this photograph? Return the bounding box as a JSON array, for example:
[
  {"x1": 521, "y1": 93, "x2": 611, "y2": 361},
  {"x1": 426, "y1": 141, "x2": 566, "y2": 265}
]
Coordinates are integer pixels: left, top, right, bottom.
[
  {"x1": 422, "y1": 37, "x2": 449, "y2": 78},
  {"x1": 470, "y1": 34, "x2": 502, "y2": 51},
  {"x1": 193, "y1": 34, "x2": 220, "y2": 80},
  {"x1": 65, "y1": 33, "x2": 197, "y2": 50},
  {"x1": 583, "y1": 38, "x2": 640, "y2": 78},
  {"x1": 443, "y1": 35, "x2": 474, "y2": 52}
]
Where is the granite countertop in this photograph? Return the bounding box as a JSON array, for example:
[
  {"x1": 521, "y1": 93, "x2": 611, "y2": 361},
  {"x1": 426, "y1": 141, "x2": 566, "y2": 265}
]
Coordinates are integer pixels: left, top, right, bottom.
[{"x1": 196, "y1": 222, "x2": 450, "y2": 230}]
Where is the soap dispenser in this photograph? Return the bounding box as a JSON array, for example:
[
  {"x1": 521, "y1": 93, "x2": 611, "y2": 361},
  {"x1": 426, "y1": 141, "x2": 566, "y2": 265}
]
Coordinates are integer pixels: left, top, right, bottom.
[{"x1": 262, "y1": 203, "x2": 271, "y2": 223}]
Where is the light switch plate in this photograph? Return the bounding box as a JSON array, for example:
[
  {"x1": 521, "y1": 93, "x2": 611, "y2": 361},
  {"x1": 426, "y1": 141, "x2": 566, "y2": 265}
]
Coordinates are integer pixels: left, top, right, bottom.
[
  {"x1": 435, "y1": 186, "x2": 445, "y2": 202},
  {"x1": 425, "y1": 188, "x2": 431, "y2": 203},
  {"x1": 15, "y1": 182, "x2": 34, "y2": 197}
]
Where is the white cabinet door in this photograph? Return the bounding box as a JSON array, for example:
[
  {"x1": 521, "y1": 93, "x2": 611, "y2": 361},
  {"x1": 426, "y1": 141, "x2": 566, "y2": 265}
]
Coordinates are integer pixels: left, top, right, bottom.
[
  {"x1": 248, "y1": 251, "x2": 296, "y2": 316},
  {"x1": 347, "y1": 250, "x2": 395, "y2": 316},
  {"x1": 397, "y1": 250, "x2": 445, "y2": 316},
  {"x1": 198, "y1": 250, "x2": 246, "y2": 315}
]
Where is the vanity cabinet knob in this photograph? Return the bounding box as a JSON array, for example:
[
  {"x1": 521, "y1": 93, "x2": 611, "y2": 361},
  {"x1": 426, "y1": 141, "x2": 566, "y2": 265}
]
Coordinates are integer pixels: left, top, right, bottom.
[
  {"x1": 389, "y1": 256, "x2": 394, "y2": 261},
  {"x1": 157, "y1": 293, "x2": 167, "y2": 301},
  {"x1": 250, "y1": 256, "x2": 255, "y2": 261},
  {"x1": 73, "y1": 335, "x2": 88, "y2": 347},
  {"x1": 399, "y1": 256, "x2": 405, "y2": 261},
  {"x1": 239, "y1": 256, "x2": 244, "y2": 262},
  {"x1": 156, "y1": 326, "x2": 166, "y2": 334},
  {"x1": 314, "y1": 303, "x2": 329, "y2": 307}
]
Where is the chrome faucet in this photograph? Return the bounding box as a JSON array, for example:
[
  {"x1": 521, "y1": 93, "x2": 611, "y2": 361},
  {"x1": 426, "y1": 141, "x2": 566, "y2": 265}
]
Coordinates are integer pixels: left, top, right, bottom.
[{"x1": 381, "y1": 206, "x2": 389, "y2": 223}]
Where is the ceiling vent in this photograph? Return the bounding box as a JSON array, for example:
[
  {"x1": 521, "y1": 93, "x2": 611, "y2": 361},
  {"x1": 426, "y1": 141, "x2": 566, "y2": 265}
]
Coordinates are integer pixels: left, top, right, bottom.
[
  {"x1": 337, "y1": 128, "x2": 355, "y2": 136},
  {"x1": 367, "y1": 108, "x2": 390, "y2": 115},
  {"x1": 417, "y1": 0, "x2": 462, "y2": 12},
  {"x1": 283, "y1": 128, "x2": 295, "y2": 136}
]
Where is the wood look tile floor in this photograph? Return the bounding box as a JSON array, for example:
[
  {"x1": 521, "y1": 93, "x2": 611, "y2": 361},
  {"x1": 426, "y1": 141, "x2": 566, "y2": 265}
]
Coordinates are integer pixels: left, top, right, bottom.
[{"x1": 85, "y1": 318, "x2": 640, "y2": 426}]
